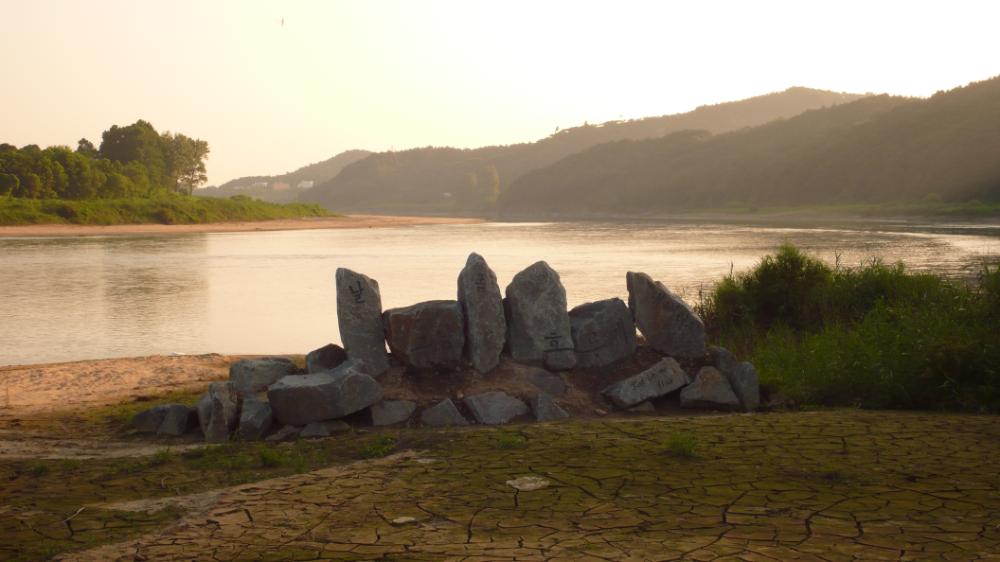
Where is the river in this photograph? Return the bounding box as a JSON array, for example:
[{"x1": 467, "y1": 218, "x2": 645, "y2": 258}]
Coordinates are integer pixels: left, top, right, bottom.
[{"x1": 1, "y1": 219, "x2": 998, "y2": 365}]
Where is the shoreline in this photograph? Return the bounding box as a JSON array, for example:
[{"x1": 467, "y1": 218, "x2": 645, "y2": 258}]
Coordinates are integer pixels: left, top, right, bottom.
[{"x1": 0, "y1": 214, "x2": 483, "y2": 238}]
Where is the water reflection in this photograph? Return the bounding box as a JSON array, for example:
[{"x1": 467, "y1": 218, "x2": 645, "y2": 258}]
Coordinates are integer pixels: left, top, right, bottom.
[{"x1": 0, "y1": 220, "x2": 997, "y2": 365}]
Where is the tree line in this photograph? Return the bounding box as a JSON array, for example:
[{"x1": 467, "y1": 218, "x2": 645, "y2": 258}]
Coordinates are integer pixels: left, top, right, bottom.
[{"x1": 0, "y1": 120, "x2": 209, "y2": 200}]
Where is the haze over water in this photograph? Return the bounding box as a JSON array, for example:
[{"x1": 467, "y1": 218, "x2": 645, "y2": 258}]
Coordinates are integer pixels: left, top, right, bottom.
[{"x1": 1, "y1": 219, "x2": 998, "y2": 366}]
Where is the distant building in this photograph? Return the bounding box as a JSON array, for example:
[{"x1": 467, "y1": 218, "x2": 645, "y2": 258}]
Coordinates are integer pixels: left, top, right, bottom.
[
  {"x1": 272, "y1": 182, "x2": 291, "y2": 191},
  {"x1": 297, "y1": 180, "x2": 314, "y2": 189},
  {"x1": 250, "y1": 182, "x2": 268, "y2": 189}
]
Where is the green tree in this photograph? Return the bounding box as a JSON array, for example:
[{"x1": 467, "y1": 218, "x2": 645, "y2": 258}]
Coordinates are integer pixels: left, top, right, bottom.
[
  {"x1": 163, "y1": 133, "x2": 210, "y2": 194},
  {"x1": 0, "y1": 173, "x2": 18, "y2": 196}
]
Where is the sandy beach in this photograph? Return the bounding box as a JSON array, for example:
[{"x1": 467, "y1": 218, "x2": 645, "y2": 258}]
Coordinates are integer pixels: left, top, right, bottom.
[{"x1": 0, "y1": 214, "x2": 483, "y2": 238}]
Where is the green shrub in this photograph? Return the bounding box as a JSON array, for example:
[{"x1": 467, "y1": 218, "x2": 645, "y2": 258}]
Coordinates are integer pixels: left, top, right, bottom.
[{"x1": 664, "y1": 431, "x2": 698, "y2": 459}]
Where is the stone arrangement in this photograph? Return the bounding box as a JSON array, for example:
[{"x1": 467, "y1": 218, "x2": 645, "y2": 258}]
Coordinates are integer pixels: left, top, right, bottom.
[{"x1": 134, "y1": 253, "x2": 761, "y2": 442}]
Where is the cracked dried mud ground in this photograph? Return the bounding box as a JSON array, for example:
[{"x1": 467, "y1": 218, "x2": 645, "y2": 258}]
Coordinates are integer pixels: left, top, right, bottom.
[{"x1": 5, "y1": 411, "x2": 1000, "y2": 561}]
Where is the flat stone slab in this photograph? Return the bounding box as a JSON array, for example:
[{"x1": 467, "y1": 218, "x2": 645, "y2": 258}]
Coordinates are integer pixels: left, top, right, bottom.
[
  {"x1": 420, "y1": 399, "x2": 469, "y2": 427},
  {"x1": 504, "y1": 261, "x2": 576, "y2": 370},
  {"x1": 267, "y1": 360, "x2": 383, "y2": 426},
  {"x1": 336, "y1": 268, "x2": 390, "y2": 376},
  {"x1": 229, "y1": 357, "x2": 297, "y2": 396},
  {"x1": 370, "y1": 400, "x2": 417, "y2": 426},
  {"x1": 506, "y1": 475, "x2": 550, "y2": 491},
  {"x1": 306, "y1": 344, "x2": 348, "y2": 374},
  {"x1": 680, "y1": 366, "x2": 741, "y2": 410},
  {"x1": 602, "y1": 358, "x2": 691, "y2": 409},
  {"x1": 529, "y1": 393, "x2": 569, "y2": 422},
  {"x1": 383, "y1": 300, "x2": 464, "y2": 370},
  {"x1": 569, "y1": 298, "x2": 637, "y2": 368},
  {"x1": 463, "y1": 391, "x2": 529, "y2": 425},
  {"x1": 457, "y1": 252, "x2": 506, "y2": 373},
  {"x1": 627, "y1": 271, "x2": 706, "y2": 359}
]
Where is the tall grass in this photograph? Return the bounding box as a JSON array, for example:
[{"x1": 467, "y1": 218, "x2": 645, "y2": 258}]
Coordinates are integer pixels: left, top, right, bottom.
[
  {"x1": 701, "y1": 244, "x2": 1000, "y2": 412},
  {"x1": 0, "y1": 194, "x2": 330, "y2": 226}
]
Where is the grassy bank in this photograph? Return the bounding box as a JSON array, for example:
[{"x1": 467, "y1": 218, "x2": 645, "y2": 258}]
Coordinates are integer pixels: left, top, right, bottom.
[
  {"x1": 0, "y1": 195, "x2": 329, "y2": 226},
  {"x1": 700, "y1": 245, "x2": 1000, "y2": 412}
]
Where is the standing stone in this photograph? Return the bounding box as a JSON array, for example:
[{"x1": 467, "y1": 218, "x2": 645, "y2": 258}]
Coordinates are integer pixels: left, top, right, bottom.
[
  {"x1": 336, "y1": 268, "x2": 390, "y2": 376},
  {"x1": 229, "y1": 357, "x2": 297, "y2": 396},
  {"x1": 710, "y1": 346, "x2": 760, "y2": 412},
  {"x1": 383, "y1": 301, "x2": 465, "y2": 370},
  {"x1": 463, "y1": 391, "x2": 529, "y2": 425},
  {"x1": 569, "y1": 298, "x2": 637, "y2": 368},
  {"x1": 529, "y1": 393, "x2": 569, "y2": 422},
  {"x1": 504, "y1": 261, "x2": 575, "y2": 370},
  {"x1": 157, "y1": 405, "x2": 196, "y2": 436},
  {"x1": 237, "y1": 398, "x2": 273, "y2": 441},
  {"x1": 197, "y1": 382, "x2": 240, "y2": 443},
  {"x1": 370, "y1": 400, "x2": 417, "y2": 426},
  {"x1": 680, "y1": 367, "x2": 741, "y2": 410},
  {"x1": 601, "y1": 358, "x2": 691, "y2": 409},
  {"x1": 457, "y1": 253, "x2": 506, "y2": 373},
  {"x1": 526, "y1": 368, "x2": 567, "y2": 398},
  {"x1": 626, "y1": 272, "x2": 706, "y2": 359},
  {"x1": 307, "y1": 343, "x2": 348, "y2": 374},
  {"x1": 420, "y1": 399, "x2": 470, "y2": 427},
  {"x1": 267, "y1": 360, "x2": 383, "y2": 426}
]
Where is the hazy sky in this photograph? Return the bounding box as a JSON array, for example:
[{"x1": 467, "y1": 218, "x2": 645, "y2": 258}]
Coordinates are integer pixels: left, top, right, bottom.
[{"x1": 2, "y1": 0, "x2": 998, "y2": 185}]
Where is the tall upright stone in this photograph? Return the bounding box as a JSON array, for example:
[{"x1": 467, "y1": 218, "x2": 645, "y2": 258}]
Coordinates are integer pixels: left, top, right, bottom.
[
  {"x1": 457, "y1": 253, "x2": 506, "y2": 373},
  {"x1": 626, "y1": 272, "x2": 706, "y2": 359},
  {"x1": 197, "y1": 382, "x2": 240, "y2": 443},
  {"x1": 383, "y1": 300, "x2": 465, "y2": 370},
  {"x1": 569, "y1": 298, "x2": 637, "y2": 368},
  {"x1": 504, "y1": 261, "x2": 576, "y2": 370},
  {"x1": 336, "y1": 268, "x2": 390, "y2": 376}
]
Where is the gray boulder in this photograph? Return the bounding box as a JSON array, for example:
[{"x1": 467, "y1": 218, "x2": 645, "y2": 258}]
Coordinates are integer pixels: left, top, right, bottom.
[
  {"x1": 569, "y1": 298, "x2": 637, "y2": 368},
  {"x1": 306, "y1": 343, "x2": 348, "y2": 374},
  {"x1": 229, "y1": 357, "x2": 297, "y2": 396},
  {"x1": 601, "y1": 358, "x2": 691, "y2": 409},
  {"x1": 463, "y1": 391, "x2": 529, "y2": 425},
  {"x1": 336, "y1": 268, "x2": 390, "y2": 376},
  {"x1": 457, "y1": 253, "x2": 506, "y2": 373},
  {"x1": 133, "y1": 405, "x2": 170, "y2": 434},
  {"x1": 626, "y1": 272, "x2": 706, "y2": 359},
  {"x1": 526, "y1": 368, "x2": 567, "y2": 398},
  {"x1": 680, "y1": 367, "x2": 741, "y2": 410},
  {"x1": 504, "y1": 261, "x2": 575, "y2": 370},
  {"x1": 370, "y1": 400, "x2": 417, "y2": 426},
  {"x1": 157, "y1": 404, "x2": 196, "y2": 436},
  {"x1": 265, "y1": 425, "x2": 301, "y2": 442},
  {"x1": 300, "y1": 420, "x2": 351, "y2": 439},
  {"x1": 197, "y1": 382, "x2": 240, "y2": 443},
  {"x1": 383, "y1": 300, "x2": 465, "y2": 370},
  {"x1": 420, "y1": 399, "x2": 469, "y2": 427},
  {"x1": 529, "y1": 393, "x2": 569, "y2": 422},
  {"x1": 237, "y1": 398, "x2": 273, "y2": 441},
  {"x1": 628, "y1": 401, "x2": 656, "y2": 413},
  {"x1": 267, "y1": 360, "x2": 383, "y2": 426},
  {"x1": 709, "y1": 346, "x2": 760, "y2": 411}
]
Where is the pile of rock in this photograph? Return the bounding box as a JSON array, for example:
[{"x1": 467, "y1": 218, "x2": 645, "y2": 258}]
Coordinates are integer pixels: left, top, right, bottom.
[{"x1": 133, "y1": 253, "x2": 760, "y2": 442}]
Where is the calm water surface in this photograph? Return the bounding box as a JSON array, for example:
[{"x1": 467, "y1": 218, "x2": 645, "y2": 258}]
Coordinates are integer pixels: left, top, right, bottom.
[{"x1": 2, "y1": 219, "x2": 998, "y2": 365}]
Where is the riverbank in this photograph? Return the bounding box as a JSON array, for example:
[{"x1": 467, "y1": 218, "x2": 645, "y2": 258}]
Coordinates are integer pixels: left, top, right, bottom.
[{"x1": 0, "y1": 214, "x2": 483, "y2": 237}]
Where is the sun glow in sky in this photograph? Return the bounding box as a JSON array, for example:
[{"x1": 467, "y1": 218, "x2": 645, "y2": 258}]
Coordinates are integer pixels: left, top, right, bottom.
[{"x1": 2, "y1": 0, "x2": 999, "y2": 185}]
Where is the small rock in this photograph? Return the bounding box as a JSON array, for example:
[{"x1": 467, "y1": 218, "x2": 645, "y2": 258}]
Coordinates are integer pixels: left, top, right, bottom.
[
  {"x1": 457, "y1": 252, "x2": 507, "y2": 373},
  {"x1": 463, "y1": 391, "x2": 529, "y2": 425},
  {"x1": 710, "y1": 347, "x2": 760, "y2": 412},
  {"x1": 506, "y1": 475, "x2": 550, "y2": 491},
  {"x1": 528, "y1": 393, "x2": 569, "y2": 422},
  {"x1": 133, "y1": 405, "x2": 169, "y2": 434},
  {"x1": 627, "y1": 272, "x2": 706, "y2": 359},
  {"x1": 601, "y1": 358, "x2": 691, "y2": 409},
  {"x1": 370, "y1": 400, "x2": 417, "y2": 426},
  {"x1": 680, "y1": 366, "x2": 741, "y2": 410},
  {"x1": 504, "y1": 261, "x2": 576, "y2": 370},
  {"x1": 229, "y1": 357, "x2": 297, "y2": 396},
  {"x1": 420, "y1": 399, "x2": 469, "y2": 427},
  {"x1": 336, "y1": 268, "x2": 390, "y2": 376},
  {"x1": 157, "y1": 404, "x2": 196, "y2": 436},
  {"x1": 594, "y1": 408, "x2": 608, "y2": 416},
  {"x1": 569, "y1": 298, "x2": 637, "y2": 368},
  {"x1": 415, "y1": 458, "x2": 437, "y2": 464},
  {"x1": 265, "y1": 425, "x2": 301, "y2": 442},
  {"x1": 391, "y1": 516, "x2": 418, "y2": 526},
  {"x1": 267, "y1": 360, "x2": 383, "y2": 426},
  {"x1": 237, "y1": 398, "x2": 273, "y2": 441},
  {"x1": 383, "y1": 300, "x2": 465, "y2": 370},
  {"x1": 709, "y1": 346, "x2": 740, "y2": 378},
  {"x1": 306, "y1": 343, "x2": 348, "y2": 374},
  {"x1": 525, "y1": 368, "x2": 567, "y2": 398},
  {"x1": 628, "y1": 401, "x2": 656, "y2": 413},
  {"x1": 197, "y1": 382, "x2": 240, "y2": 443}
]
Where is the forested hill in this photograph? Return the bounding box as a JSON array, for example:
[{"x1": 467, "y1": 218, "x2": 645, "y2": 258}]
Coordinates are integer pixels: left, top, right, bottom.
[
  {"x1": 498, "y1": 76, "x2": 1000, "y2": 215},
  {"x1": 215, "y1": 149, "x2": 372, "y2": 191},
  {"x1": 301, "y1": 87, "x2": 863, "y2": 212}
]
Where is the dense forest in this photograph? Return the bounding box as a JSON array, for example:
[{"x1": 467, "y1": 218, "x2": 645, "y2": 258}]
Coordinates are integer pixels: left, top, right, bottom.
[
  {"x1": 198, "y1": 149, "x2": 372, "y2": 203},
  {"x1": 0, "y1": 120, "x2": 209, "y2": 200},
  {"x1": 302, "y1": 88, "x2": 863, "y2": 212},
  {"x1": 499, "y1": 76, "x2": 1000, "y2": 214}
]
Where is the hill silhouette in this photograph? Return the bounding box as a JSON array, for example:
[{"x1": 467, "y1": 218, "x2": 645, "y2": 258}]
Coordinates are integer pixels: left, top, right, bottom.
[
  {"x1": 302, "y1": 88, "x2": 863, "y2": 212},
  {"x1": 499, "y1": 76, "x2": 1000, "y2": 215},
  {"x1": 198, "y1": 150, "x2": 371, "y2": 203}
]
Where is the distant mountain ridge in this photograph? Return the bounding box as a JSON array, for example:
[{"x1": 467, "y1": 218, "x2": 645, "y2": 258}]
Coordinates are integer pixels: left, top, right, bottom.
[
  {"x1": 301, "y1": 87, "x2": 865, "y2": 212},
  {"x1": 497, "y1": 75, "x2": 1000, "y2": 214}
]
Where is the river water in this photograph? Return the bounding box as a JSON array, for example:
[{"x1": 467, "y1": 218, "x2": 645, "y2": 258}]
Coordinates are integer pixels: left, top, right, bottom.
[{"x1": 1, "y1": 219, "x2": 998, "y2": 366}]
